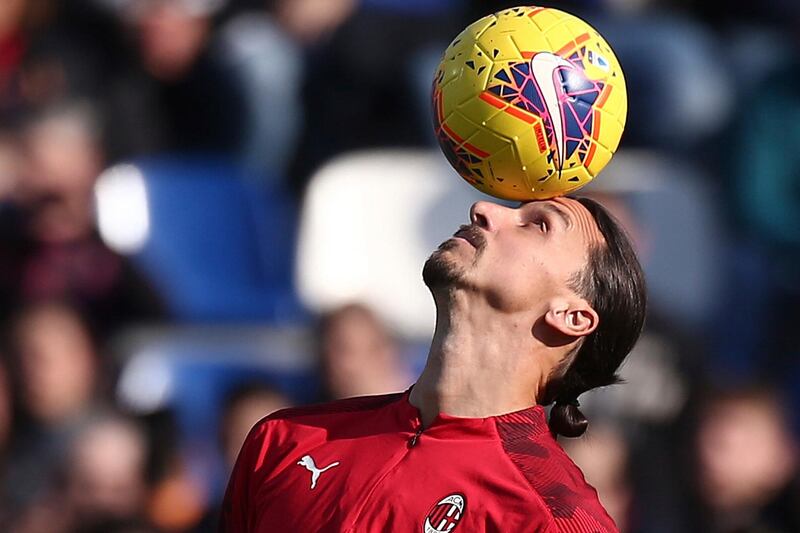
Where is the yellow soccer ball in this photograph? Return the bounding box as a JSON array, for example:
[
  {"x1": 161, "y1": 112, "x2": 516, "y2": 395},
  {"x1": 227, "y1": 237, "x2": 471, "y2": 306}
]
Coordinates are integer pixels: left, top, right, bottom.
[{"x1": 432, "y1": 6, "x2": 627, "y2": 200}]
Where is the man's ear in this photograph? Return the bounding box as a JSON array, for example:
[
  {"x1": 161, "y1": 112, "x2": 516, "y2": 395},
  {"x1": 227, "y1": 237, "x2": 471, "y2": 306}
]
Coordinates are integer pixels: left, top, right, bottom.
[{"x1": 544, "y1": 298, "x2": 599, "y2": 339}]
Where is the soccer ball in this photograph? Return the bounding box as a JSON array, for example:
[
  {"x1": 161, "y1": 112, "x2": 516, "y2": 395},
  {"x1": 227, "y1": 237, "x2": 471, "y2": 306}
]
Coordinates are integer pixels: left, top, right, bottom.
[{"x1": 432, "y1": 6, "x2": 627, "y2": 200}]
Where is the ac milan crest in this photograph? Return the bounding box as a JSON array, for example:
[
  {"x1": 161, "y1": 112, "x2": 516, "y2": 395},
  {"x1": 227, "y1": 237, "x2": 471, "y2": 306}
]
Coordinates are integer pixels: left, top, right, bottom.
[{"x1": 423, "y1": 493, "x2": 466, "y2": 533}]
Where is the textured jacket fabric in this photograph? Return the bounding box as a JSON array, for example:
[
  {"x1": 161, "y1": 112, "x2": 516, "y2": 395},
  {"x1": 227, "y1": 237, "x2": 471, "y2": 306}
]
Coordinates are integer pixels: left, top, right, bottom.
[{"x1": 220, "y1": 390, "x2": 618, "y2": 532}]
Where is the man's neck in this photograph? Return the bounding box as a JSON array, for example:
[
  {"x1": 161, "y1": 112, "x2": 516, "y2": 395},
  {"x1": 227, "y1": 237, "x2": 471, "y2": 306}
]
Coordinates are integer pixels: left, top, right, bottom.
[{"x1": 409, "y1": 289, "x2": 547, "y2": 428}]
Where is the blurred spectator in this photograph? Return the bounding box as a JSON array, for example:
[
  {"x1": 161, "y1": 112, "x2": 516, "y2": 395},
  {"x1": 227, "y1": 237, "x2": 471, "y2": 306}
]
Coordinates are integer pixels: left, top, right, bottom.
[
  {"x1": 318, "y1": 303, "x2": 411, "y2": 400},
  {"x1": 124, "y1": 382, "x2": 289, "y2": 533},
  {"x1": 128, "y1": 0, "x2": 220, "y2": 82},
  {"x1": 64, "y1": 415, "x2": 150, "y2": 529},
  {"x1": 220, "y1": 382, "x2": 289, "y2": 467},
  {"x1": 10, "y1": 302, "x2": 99, "y2": 424},
  {"x1": 101, "y1": 0, "x2": 305, "y2": 177},
  {"x1": 2, "y1": 301, "x2": 106, "y2": 523},
  {"x1": 0, "y1": 0, "x2": 129, "y2": 128},
  {"x1": 271, "y1": 0, "x2": 357, "y2": 45},
  {"x1": 216, "y1": 10, "x2": 302, "y2": 176},
  {"x1": 288, "y1": 1, "x2": 463, "y2": 191},
  {"x1": 563, "y1": 423, "x2": 634, "y2": 532},
  {"x1": 112, "y1": 0, "x2": 245, "y2": 156},
  {"x1": 0, "y1": 103, "x2": 164, "y2": 338},
  {"x1": 9, "y1": 413, "x2": 153, "y2": 533},
  {"x1": 16, "y1": 104, "x2": 102, "y2": 245},
  {"x1": 693, "y1": 386, "x2": 800, "y2": 533},
  {"x1": 188, "y1": 382, "x2": 290, "y2": 531}
]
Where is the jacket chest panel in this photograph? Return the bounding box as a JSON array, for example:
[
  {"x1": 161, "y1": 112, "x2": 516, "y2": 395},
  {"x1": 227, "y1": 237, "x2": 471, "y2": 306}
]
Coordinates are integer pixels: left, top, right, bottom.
[{"x1": 252, "y1": 436, "x2": 543, "y2": 531}]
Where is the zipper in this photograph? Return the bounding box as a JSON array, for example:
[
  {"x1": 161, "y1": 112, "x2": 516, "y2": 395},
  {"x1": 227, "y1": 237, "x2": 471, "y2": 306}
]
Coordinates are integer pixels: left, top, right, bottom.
[
  {"x1": 409, "y1": 426, "x2": 424, "y2": 447},
  {"x1": 345, "y1": 421, "x2": 424, "y2": 531}
]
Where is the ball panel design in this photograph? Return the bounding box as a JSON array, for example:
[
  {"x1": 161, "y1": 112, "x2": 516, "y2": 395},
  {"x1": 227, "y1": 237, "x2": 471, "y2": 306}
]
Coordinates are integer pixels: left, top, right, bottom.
[{"x1": 433, "y1": 6, "x2": 627, "y2": 200}]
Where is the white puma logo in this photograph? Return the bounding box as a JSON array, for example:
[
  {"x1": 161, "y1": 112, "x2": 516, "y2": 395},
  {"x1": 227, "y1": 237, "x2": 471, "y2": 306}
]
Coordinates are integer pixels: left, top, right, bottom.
[
  {"x1": 529, "y1": 52, "x2": 572, "y2": 171},
  {"x1": 297, "y1": 454, "x2": 340, "y2": 489}
]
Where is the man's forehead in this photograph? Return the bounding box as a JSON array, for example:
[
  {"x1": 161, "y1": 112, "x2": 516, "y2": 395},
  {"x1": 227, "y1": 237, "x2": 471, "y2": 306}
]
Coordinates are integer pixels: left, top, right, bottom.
[{"x1": 520, "y1": 197, "x2": 604, "y2": 245}]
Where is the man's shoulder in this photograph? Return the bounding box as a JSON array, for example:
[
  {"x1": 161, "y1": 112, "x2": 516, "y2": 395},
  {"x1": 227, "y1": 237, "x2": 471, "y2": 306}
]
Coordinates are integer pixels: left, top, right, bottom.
[
  {"x1": 257, "y1": 391, "x2": 406, "y2": 429},
  {"x1": 238, "y1": 392, "x2": 407, "y2": 471},
  {"x1": 496, "y1": 416, "x2": 619, "y2": 532}
]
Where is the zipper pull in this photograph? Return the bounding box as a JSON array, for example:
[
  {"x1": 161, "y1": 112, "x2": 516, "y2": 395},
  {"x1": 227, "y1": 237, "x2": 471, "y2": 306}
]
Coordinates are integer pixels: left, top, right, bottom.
[{"x1": 409, "y1": 426, "x2": 423, "y2": 448}]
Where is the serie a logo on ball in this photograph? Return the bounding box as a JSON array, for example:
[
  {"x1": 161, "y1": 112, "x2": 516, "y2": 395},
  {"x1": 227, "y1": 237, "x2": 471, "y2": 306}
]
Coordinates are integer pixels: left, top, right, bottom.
[{"x1": 432, "y1": 6, "x2": 627, "y2": 200}]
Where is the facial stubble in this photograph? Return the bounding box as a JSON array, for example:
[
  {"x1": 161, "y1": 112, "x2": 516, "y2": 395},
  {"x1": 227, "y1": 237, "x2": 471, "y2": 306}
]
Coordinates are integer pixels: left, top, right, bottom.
[{"x1": 422, "y1": 227, "x2": 487, "y2": 289}]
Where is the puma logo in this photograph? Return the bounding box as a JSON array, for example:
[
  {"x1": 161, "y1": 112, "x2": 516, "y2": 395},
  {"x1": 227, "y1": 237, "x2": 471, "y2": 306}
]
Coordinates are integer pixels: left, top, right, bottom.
[{"x1": 297, "y1": 454, "x2": 340, "y2": 489}]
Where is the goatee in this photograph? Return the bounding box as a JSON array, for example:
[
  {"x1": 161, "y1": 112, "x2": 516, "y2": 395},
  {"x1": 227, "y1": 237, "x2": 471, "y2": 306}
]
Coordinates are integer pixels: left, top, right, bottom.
[{"x1": 422, "y1": 240, "x2": 466, "y2": 289}]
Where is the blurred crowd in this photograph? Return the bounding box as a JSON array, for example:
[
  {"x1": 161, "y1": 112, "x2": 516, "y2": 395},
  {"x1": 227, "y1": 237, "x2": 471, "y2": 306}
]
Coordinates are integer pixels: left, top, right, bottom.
[{"x1": 1, "y1": 0, "x2": 800, "y2": 532}]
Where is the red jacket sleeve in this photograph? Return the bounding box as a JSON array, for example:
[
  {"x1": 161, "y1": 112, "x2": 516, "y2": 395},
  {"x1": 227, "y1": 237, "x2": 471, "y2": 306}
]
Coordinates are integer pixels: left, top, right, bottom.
[{"x1": 219, "y1": 421, "x2": 268, "y2": 533}]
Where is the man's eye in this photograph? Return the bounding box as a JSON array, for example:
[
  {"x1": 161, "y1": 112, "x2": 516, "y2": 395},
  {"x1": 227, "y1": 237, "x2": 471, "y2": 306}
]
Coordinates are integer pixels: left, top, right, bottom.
[{"x1": 529, "y1": 219, "x2": 547, "y2": 232}]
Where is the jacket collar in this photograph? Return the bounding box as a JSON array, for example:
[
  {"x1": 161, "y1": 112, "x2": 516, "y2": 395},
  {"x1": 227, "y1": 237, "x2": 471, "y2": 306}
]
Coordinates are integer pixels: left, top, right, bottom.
[{"x1": 391, "y1": 387, "x2": 550, "y2": 441}]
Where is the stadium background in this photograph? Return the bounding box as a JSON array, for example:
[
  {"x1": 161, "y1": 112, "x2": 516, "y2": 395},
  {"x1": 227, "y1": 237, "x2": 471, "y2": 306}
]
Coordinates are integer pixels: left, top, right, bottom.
[{"x1": 0, "y1": 0, "x2": 799, "y2": 531}]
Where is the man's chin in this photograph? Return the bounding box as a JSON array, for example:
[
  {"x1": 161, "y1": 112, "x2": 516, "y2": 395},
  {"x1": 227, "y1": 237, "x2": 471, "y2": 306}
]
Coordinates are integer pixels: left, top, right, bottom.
[{"x1": 422, "y1": 246, "x2": 465, "y2": 289}]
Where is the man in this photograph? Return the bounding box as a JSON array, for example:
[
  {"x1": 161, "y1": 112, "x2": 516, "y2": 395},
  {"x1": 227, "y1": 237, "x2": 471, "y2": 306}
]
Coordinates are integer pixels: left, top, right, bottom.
[{"x1": 221, "y1": 197, "x2": 646, "y2": 532}]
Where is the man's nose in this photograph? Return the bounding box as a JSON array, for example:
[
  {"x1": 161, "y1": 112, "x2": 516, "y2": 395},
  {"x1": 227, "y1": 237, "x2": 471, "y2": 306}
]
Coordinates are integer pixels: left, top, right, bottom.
[{"x1": 469, "y1": 201, "x2": 511, "y2": 232}]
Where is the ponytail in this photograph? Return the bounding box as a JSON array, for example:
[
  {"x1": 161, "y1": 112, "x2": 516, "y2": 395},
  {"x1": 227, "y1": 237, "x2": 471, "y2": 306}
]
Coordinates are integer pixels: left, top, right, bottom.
[{"x1": 548, "y1": 398, "x2": 589, "y2": 438}]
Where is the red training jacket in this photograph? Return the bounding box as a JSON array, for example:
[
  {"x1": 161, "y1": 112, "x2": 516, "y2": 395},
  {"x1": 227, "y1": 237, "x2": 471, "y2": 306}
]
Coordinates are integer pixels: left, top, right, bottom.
[{"x1": 220, "y1": 390, "x2": 618, "y2": 532}]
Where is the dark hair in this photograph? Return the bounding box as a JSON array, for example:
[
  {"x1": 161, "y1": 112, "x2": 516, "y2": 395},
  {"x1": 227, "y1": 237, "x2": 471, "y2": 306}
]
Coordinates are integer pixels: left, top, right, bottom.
[{"x1": 545, "y1": 197, "x2": 647, "y2": 438}]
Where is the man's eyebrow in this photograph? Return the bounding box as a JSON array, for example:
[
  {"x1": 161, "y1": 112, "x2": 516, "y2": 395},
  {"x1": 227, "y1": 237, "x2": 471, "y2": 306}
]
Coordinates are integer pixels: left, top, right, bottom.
[{"x1": 540, "y1": 202, "x2": 572, "y2": 229}]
